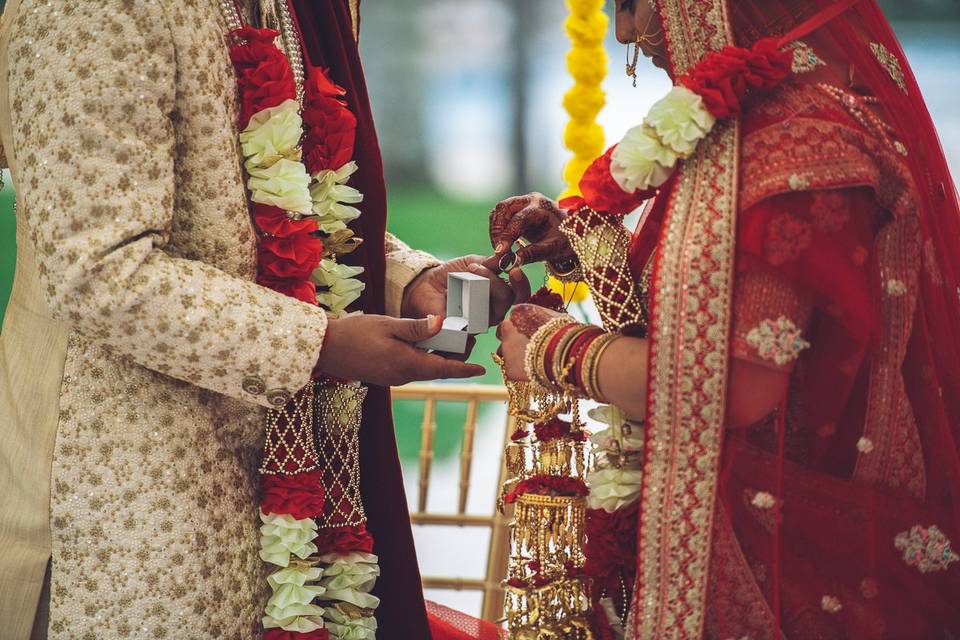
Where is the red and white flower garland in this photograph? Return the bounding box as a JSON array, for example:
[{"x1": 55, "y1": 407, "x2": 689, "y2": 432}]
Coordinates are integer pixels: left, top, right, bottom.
[
  {"x1": 226, "y1": 21, "x2": 377, "y2": 640},
  {"x1": 566, "y1": 38, "x2": 794, "y2": 639},
  {"x1": 566, "y1": 37, "x2": 793, "y2": 218}
]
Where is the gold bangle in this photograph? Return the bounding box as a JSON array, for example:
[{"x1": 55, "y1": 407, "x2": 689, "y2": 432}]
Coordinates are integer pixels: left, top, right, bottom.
[
  {"x1": 523, "y1": 316, "x2": 574, "y2": 387},
  {"x1": 581, "y1": 333, "x2": 619, "y2": 402}
]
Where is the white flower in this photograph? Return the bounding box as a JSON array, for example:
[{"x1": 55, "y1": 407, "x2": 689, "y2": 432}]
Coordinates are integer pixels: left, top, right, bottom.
[
  {"x1": 324, "y1": 606, "x2": 378, "y2": 640},
  {"x1": 310, "y1": 162, "x2": 364, "y2": 233},
  {"x1": 312, "y1": 259, "x2": 365, "y2": 288},
  {"x1": 751, "y1": 491, "x2": 776, "y2": 509},
  {"x1": 240, "y1": 99, "x2": 303, "y2": 169},
  {"x1": 258, "y1": 510, "x2": 318, "y2": 567},
  {"x1": 610, "y1": 124, "x2": 678, "y2": 193},
  {"x1": 262, "y1": 611, "x2": 325, "y2": 633},
  {"x1": 248, "y1": 158, "x2": 312, "y2": 214},
  {"x1": 586, "y1": 466, "x2": 643, "y2": 512},
  {"x1": 588, "y1": 405, "x2": 644, "y2": 459},
  {"x1": 319, "y1": 552, "x2": 380, "y2": 593},
  {"x1": 644, "y1": 86, "x2": 716, "y2": 157},
  {"x1": 857, "y1": 437, "x2": 875, "y2": 454},
  {"x1": 262, "y1": 563, "x2": 326, "y2": 631},
  {"x1": 821, "y1": 595, "x2": 843, "y2": 613},
  {"x1": 316, "y1": 274, "x2": 365, "y2": 317}
]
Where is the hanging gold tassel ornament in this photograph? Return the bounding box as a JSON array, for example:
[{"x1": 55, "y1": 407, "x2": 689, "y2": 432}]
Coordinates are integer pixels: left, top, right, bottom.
[{"x1": 494, "y1": 354, "x2": 593, "y2": 639}]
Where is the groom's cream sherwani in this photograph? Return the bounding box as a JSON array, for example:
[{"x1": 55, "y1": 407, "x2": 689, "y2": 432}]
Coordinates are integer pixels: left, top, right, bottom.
[{"x1": 0, "y1": 1, "x2": 434, "y2": 637}]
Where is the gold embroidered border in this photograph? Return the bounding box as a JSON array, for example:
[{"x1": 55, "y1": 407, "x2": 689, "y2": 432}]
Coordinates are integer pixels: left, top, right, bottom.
[
  {"x1": 632, "y1": 120, "x2": 740, "y2": 639},
  {"x1": 854, "y1": 215, "x2": 925, "y2": 498},
  {"x1": 706, "y1": 506, "x2": 780, "y2": 640},
  {"x1": 630, "y1": 3, "x2": 739, "y2": 637}
]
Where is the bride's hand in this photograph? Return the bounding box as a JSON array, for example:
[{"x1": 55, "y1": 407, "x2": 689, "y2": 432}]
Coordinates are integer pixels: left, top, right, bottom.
[
  {"x1": 489, "y1": 193, "x2": 577, "y2": 267},
  {"x1": 496, "y1": 303, "x2": 569, "y2": 381}
]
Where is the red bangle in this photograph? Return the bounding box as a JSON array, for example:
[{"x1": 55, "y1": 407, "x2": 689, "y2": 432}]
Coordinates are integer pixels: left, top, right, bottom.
[
  {"x1": 542, "y1": 323, "x2": 579, "y2": 384},
  {"x1": 566, "y1": 330, "x2": 602, "y2": 387}
]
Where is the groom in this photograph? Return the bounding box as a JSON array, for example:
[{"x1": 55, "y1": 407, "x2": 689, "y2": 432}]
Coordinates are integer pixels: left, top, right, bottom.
[{"x1": 0, "y1": 0, "x2": 526, "y2": 638}]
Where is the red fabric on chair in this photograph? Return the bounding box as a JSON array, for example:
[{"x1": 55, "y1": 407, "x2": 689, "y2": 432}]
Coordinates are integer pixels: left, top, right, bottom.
[{"x1": 426, "y1": 601, "x2": 508, "y2": 640}]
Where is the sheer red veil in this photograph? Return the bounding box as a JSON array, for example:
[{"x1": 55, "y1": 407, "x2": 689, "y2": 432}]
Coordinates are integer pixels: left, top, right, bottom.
[{"x1": 629, "y1": 0, "x2": 960, "y2": 636}]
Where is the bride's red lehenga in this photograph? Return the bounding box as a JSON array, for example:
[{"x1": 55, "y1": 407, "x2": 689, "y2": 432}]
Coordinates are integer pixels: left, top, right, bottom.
[{"x1": 614, "y1": 0, "x2": 960, "y2": 637}]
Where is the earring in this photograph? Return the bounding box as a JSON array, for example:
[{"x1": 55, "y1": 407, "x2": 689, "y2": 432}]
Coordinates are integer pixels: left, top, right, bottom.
[{"x1": 625, "y1": 37, "x2": 641, "y2": 87}]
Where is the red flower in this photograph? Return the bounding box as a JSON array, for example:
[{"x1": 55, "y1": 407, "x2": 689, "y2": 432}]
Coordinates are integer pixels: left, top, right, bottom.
[
  {"x1": 229, "y1": 27, "x2": 297, "y2": 126},
  {"x1": 302, "y1": 94, "x2": 357, "y2": 174},
  {"x1": 510, "y1": 429, "x2": 529, "y2": 442},
  {"x1": 533, "y1": 417, "x2": 586, "y2": 442},
  {"x1": 579, "y1": 147, "x2": 653, "y2": 216},
  {"x1": 504, "y1": 475, "x2": 589, "y2": 504},
  {"x1": 679, "y1": 37, "x2": 791, "y2": 119},
  {"x1": 258, "y1": 276, "x2": 317, "y2": 305},
  {"x1": 260, "y1": 470, "x2": 325, "y2": 520},
  {"x1": 258, "y1": 231, "x2": 324, "y2": 280},
  {"x1": 305, "y1": 68, "x2": 348, "y2": 101},
  {"x1": 313, "y1": 524, "x2": 375, "y2": 554},
  {"x1": 254, "y1": 205, "x2": 319, "y2": 238},
  {"x1": 584, "y1": 502, "x2": 639, "y2": 585},
  {"x1": 264, "y1": 630, "x2": 329, "y2": 640},
  {"x1": 527, "y1": 287, "x2": 566, "y2": 312}
]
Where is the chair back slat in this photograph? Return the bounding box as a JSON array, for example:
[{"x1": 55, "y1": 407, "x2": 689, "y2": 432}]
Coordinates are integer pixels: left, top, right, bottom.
[
  {"x1": 416, "y1": 397, "x2": 437, "y2": 513},
  {"x1": 457, "y1": 398, "x2": 479, "y2": 514},
  {"x1": 392, "y1": 383, "x2": 512, "y2": 624}
]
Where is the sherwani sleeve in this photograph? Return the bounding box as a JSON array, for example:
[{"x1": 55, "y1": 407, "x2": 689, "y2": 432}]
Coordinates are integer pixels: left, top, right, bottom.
[
  {"x1": 8, "y1": 0, "x2": 326, "y2": 409},
  {"x1": 383, "y1": 231, "x2": 440, "y2": 317}
]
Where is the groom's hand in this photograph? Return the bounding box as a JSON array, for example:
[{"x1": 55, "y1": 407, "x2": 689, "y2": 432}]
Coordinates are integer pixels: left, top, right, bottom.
[
  {"x1": 401, "y1": 255, "x2": 531, "y2": 325},
  {"x1": 314, "y1": 315, "x2": 486, "y2": 386}
]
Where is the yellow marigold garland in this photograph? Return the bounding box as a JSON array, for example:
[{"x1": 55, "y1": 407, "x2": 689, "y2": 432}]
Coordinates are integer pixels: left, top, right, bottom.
[
  {"x1": 551, "y1": 0, "x2": 607, "y2": 300},
  {"x1": 560, "y1": 0, "x2": 607, "y2": 200}
]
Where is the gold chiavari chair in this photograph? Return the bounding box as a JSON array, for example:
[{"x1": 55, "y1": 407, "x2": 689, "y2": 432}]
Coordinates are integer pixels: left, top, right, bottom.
[{"x1": 390, "y1": 383, "x2": 515, "y2": 623}]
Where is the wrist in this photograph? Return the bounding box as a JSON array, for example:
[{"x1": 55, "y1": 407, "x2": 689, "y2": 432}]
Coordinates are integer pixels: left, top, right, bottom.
[
  {"x1": 400, "y1": 266, "x2": 434, "y2": 318},
  {"x1": 313, "y1": 317, "x2": 342, "y2": 379}
]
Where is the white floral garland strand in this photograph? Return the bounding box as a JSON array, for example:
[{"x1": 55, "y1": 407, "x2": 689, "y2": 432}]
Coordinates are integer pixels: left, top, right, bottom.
[
  {"x1": 240, "y1": 98, "x2": 367, "y2": 319},
  {"x1": 240, "y1": 94, "x2": 379, "y2": 635},
  {"x1": 586, "y1": 405, "x2": 645, "y2": 639},
  {"x1": 608, "y1": 86, "x2": 716, "y2": 195}
]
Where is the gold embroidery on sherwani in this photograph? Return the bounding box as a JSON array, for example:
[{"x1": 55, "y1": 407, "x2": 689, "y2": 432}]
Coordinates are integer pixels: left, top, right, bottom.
[{"x1": 630, "y1": 1, "x2": 739, "y2": 637}]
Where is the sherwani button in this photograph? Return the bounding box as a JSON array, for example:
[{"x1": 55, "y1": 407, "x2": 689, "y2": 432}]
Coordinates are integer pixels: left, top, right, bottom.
[
  {"x1": 242, "y1": 376, "x2": 266, "y2": 395},
  {"x1": 266, "y1": 389, "x2": 290, "y2": 407}
]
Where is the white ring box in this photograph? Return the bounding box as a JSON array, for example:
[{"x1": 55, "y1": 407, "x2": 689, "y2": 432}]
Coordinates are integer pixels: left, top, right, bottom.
[{"x1": 415, "y1": 272, "x2": 490, "y2": 354}]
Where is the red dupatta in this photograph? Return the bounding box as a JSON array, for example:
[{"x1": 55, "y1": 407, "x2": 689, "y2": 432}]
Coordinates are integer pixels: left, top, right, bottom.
[{"x1": 627, "y1": 0, "x2": 960, "y2": 637}]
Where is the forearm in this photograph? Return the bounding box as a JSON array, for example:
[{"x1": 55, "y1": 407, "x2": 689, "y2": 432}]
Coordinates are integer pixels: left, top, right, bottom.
[{"x1": 596, "y1": 336, "x2": 649, "y2": 421}]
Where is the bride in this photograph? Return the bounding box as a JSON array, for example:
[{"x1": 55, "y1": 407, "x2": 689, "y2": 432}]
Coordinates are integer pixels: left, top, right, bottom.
[{"x1": 491, "y1": 0, "x2": 960, "y2": 637}]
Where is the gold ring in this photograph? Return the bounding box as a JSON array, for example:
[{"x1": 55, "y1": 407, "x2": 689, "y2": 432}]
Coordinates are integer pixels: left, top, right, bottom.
[{"x1": 498, "y1": 252, "x2": 518, "y2": 272}]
